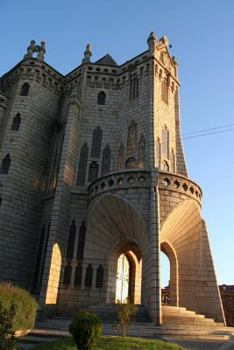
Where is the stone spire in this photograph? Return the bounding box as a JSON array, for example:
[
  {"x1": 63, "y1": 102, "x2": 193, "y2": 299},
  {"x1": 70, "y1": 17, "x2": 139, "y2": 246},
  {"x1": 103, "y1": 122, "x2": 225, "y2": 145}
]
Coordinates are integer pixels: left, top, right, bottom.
[
  {"x1": 82, "y1": 44, "x2": 92, "y2": 64},
  {"x1": 23, "y1": 40, "x2": 46, "y2": 61},
  {"x1": 147, "y1": 32, "x2": 157, "y2": 53}
]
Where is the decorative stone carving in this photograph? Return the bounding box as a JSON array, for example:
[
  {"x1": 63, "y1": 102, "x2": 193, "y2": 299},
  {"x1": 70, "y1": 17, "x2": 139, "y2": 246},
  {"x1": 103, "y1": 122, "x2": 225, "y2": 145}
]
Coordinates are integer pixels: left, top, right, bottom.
[
  {"x1": 24, "y1": 40, "x2": 46, "y2": 61},
  {"x1": 101, "y1": 144, "x2": 111, "y2": 175},
  {"x1": 127, "y1": 120, "x2": 137, "y2": 152},
  {"x1": 138, "y1": 134, "x2": 145, "y2": 169},
  {"x1": 125, "y1": 157, "x2": 137, "y2": 169},
  {"x1": 117, "y1": 142, "x2": 125, "y2": 170},
  {"x1": 82, "y1": 44, "x2": 92, "y2": 64}
]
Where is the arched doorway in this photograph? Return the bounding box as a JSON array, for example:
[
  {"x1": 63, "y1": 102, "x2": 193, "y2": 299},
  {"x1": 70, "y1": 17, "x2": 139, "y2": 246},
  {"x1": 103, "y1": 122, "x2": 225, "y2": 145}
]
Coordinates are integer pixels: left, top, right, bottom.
[{"x1": 116, "y1": 254, "x2": 129, "y2": 303}]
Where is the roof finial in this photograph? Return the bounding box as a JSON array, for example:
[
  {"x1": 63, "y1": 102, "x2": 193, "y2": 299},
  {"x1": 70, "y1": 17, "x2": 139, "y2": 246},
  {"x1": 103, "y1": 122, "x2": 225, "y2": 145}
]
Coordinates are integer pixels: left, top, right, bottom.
[
  {"x1": 23, "y1": 40, "x2": 46, "y2": 61},
  {"x1": 147, "y1": 32, "x2": 157, "y2": 53},
  {"x1": 82, "y1": 44, "x2": 92, "y2": 64},
  {"x1": 37, "y1": 41, "x2": 46, "y2": 61}
]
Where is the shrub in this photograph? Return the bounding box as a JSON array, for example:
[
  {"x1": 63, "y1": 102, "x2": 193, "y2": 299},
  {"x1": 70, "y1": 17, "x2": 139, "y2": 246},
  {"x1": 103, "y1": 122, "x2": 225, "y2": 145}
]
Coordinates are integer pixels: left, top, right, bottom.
[
  {"x1": 0, "y1": 302, "x2": 16, "y2": 350},
  {"x1": 115, "y1": 299, "x2": 136, "y2": 337},
  {"x1": 69, "y1": 311, "x2": 102, "y2": 350},
  {"x1": 0, "y1": 283, "x2": 37, "y2": 332}
]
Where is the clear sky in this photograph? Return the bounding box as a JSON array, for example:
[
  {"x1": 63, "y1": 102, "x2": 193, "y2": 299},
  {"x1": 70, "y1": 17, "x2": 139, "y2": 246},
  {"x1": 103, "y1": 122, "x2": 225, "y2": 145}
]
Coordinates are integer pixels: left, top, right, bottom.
[{"x1": 1, "y1": 0, "x2": 233, "y2": 285}]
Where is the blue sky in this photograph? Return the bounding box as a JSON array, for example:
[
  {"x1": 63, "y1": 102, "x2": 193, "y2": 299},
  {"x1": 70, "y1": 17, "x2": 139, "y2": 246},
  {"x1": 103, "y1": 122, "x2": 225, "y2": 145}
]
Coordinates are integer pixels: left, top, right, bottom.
[{"x1": 1, "y1": 0, "x2": 233, "y2": 285}]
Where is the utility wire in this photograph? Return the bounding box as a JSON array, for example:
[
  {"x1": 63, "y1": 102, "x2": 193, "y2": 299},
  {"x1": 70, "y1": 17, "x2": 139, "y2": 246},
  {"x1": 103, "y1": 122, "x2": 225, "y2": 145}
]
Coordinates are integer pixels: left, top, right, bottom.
[
  {"x1": 183, "y1": 128, "x2": 233, "y2": 140},
  {"x1": 183, "y1": 124, "x2": 233, "y2": 137}
]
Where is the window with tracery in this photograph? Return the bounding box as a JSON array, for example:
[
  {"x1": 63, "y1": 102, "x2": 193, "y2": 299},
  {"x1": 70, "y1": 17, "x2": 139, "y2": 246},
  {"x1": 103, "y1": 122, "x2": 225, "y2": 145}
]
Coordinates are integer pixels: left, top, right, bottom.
[
  {"x1": 91, "y1": 126, "x2": 103, "y2": 158},
  {"x1": 77, "y1": 143, "x2": 89, "y2": 186}
]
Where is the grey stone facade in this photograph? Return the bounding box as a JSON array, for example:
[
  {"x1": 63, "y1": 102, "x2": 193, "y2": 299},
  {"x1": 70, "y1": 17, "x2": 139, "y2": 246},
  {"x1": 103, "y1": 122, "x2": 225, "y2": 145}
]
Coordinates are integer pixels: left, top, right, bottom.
[{"x1": 0, "y1": 34, "x2": 225, "y2": 325}]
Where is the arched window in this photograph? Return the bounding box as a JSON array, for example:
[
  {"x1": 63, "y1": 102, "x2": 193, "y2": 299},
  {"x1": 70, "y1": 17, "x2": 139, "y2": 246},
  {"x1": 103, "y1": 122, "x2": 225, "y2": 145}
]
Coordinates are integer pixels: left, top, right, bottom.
[
  {"x1": 138, "y1": 134, "x2": 145, "y2": 169},
  {"x1": 96, "y1": 265, "x2": 104, "y2": 288},
  {"x1": 20, "y1": 83, "x2": 30, "y2": 96},
  {"x1": 63, "y1": 263, "x2": 72, "y2": 285},
  {"x1": 127, "y1": 120, "x2": 137, "y2": 152},
  {"x1": 125, "y1": 157, "x2": 137, "y2": 169},
  {"x1": 77, "y1": 142, "x2": 89, "y2": 186},
  {"x1": 77, "y1": 221, "x2": 86, "y2": 260},
  {"x1": 85, "y1": 264, "x2": 93, "y2": 288},
  {"x1": 11, "y1": 113, "x2": 21, "y2": 131},
  {"x1": 0, "y1": 154, "x2": 11, "y2": 174},
  {"x1": 91, "y1": 126, "x2": 103, "y2": 158},
  {"x1": 74, "y1": 263, "x2": 82, "y2": 287},
  {"x1": 88, "y1": 161, "x2": 98, "y2": 182},
  {"x1": 117, "y1": 143, "x2": 124, "y2": 170},
  {"x1": 101, "y1": 144, "x2": 111, "y2": 175},
  {"x1": 66, "y1": 220, "x2": 77, "y2": 259},
  {"x1": 162, "y1": 126, "x2": 169, "y2": 159},
  {"x1": 97, "y1": 91, "x2": 106, "y2": 105}
]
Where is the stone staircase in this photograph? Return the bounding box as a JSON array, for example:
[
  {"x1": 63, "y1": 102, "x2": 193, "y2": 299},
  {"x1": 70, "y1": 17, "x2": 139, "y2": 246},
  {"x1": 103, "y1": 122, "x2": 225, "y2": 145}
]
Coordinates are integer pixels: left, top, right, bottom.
[
  {"x1": 89, "y1": 303, "x2": 151, "y2": 323},
  {"x1": 162, "y1": 305, "x2": 225, "y2": 328}
]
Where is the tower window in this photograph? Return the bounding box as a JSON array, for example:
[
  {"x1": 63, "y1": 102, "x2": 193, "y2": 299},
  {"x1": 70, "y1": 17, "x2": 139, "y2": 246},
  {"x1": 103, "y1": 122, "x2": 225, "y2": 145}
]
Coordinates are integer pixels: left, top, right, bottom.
[
  {"x1": 66, "y1": 220, "x2": 77, "y2": 259},
  {"x1": 0, "y1": 154, "x2": 11, "y2": 174},
  {"x1": 101, "y1": 144, "x2": 111, "y2": 175},
  {"x1": 85, "y1": 264, "x2": 93, "y2": 288},
  {"x1": 88, "y1": 161, "x2": 99, "y2": 182},
  {"x1": 11, "y1": 113, "x2": 21, "y2": 131},
  {"x1": 129, "y1": 73, "x2": 139, "y2": 100},
  {"x1": 162, "y1": 126, "x2": 169, "y2": 159},
  {"x1": 96, "y1": 265, "x2": 104, "y2": 288},
  {"x1": 77, "y1": 142, "x2": 89, "y2": 186},
  {"x1": 20, "y1": 83, "x2": 30, "y2": 96},
  {"x1": 91, "y1": 126, "x2": 103, "y2": 158},
  {"x1": 162, "y1": 78, "x2": 169, "y2": 104},
  {"x1": 97, "y1": 91, "x2": 106, "y2": 105}
]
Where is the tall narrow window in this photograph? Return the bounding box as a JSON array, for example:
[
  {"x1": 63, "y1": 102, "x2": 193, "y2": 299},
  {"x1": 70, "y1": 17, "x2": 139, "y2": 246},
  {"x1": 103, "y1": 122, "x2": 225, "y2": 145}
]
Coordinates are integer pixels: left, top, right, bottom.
[
  {"x1": 74, "y1": 263, "x2": 83, "y2": 287},
  {"x1": 162, "y1": 126, "x2": 169, "y2": 159},
  {"x1": 88, "y1": 161, "x2": 98, "y2": 182},
  {"x1": 96, "y1": 265, "x2": 104, "y2": 288},
  {"x1": 91, "y1": 126, "x2": 102, "y2": 158},
  {"x1": 77, "y1": 142, "x2": 88, "y2": 186},
  {"x1": 129, "y1": 74, "x2": 139, "y2": 100},
  {"x1": 85, "y1": 264, "x2": 93, "y2": 288},
  {"x1": 117, "y1": 143, "x2": 125, "y2": 170},
  {"x1": 66, "y1": 220, "x2": 77, "y2": 259},
  {"x1": 0, "y1": 154, "x2": 11, "y2": 174},
  {"x1": 127, "y1": 120, "x2": 137, "y2": 152},
  {"x1": 101, "y1": 144, "x2": 111, "y2": 175},
  {"x1": 138, "y1": 134, "x2": 145, "y2": 169},
  {"x1": 63, "y1": 263, "x2": 72, "y2": 285},
  {"x1": 156, "y1": 138, "x2": 161, "y2": 168},
  {"x1": 162, "y1": 78, "x2": 169, "y2": 104},
  {"x1": 11, "y1": 113, "x2": 21, "y2": 131},
  {"x1": 77, "y1": 221, "x2": 86, "y2": 260},
  {"x1": 97, "y1": 91, "x2": 106, "y2": 105},
  {"x1": 20, "y1": 83, "x2": 30, "y2": 96}
]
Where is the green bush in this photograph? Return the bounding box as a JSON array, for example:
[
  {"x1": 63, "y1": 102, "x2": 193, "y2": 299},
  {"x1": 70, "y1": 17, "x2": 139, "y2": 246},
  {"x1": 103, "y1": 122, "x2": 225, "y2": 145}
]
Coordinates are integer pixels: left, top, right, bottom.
[
  {"x1": 69, "y1": 311, "x2": 102, "y2": 350},
  {"x1": 0, "y1": 283, "x2": 37, "y2": 332},
  {"x1": 0, "y1": 302, "x2": 16, "y2": 350},
  {"x1": 115, "y1": 299, "x2": 136, "y2": 337}
]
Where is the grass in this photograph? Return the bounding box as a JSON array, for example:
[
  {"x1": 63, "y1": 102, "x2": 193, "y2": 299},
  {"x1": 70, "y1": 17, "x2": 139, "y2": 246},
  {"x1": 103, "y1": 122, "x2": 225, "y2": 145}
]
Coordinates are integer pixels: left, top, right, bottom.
[{"x1": 32, "y1": 336, "x2": 183, "y2": 350}]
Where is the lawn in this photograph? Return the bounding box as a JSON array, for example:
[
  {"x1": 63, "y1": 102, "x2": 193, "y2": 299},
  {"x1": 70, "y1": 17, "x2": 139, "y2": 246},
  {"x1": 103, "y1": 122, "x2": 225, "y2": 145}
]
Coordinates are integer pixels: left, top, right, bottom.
[{"x1": 32, "y1": 336, "x2": 183, "y2": 350}]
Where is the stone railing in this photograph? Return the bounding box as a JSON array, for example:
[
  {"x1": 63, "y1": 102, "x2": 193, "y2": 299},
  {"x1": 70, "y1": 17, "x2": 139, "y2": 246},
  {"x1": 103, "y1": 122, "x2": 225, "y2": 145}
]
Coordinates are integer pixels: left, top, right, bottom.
[
  {"x1": 88, "y1": 170, "x2": 151, "y2": 200},
  {"x1": 158, "y1": 171, "x2": 202, "y2": 204}
]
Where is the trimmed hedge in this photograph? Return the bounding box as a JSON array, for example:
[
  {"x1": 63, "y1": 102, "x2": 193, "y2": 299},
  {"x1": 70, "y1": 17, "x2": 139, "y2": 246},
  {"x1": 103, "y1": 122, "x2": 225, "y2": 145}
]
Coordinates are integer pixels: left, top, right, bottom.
[{"x1": 0, "y1": 283, "x2": 37, "y2": 332}]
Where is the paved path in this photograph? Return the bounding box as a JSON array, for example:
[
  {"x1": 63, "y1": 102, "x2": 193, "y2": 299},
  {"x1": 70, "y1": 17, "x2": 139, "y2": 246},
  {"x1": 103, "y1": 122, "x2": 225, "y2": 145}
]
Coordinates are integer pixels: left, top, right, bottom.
[{"x1": 165, "y1": 337, "x2": 234, "y2": 350}]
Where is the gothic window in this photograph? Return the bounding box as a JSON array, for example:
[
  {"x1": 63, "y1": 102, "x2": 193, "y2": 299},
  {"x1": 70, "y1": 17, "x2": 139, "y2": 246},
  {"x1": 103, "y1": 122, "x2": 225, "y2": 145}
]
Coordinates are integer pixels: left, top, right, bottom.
[
  {"x1": 162, "y1": 126, "x2": 169, "y2": 159},
  {"x1": 127, "y1": 121, "x2": 137, "y2": 152},
  {"x1": 170, "y1": 149, "x2": 176, "y2": 173},
  {"x1": 162, "y1": 78, "x2": 169, "y2": 104},
  {"x1": 138, "y1": 134, "x2": 145, "y2": 169},
  {"x1": 0, "y1": 154, "x2": 11, "y2": 174},
  {"x1": 66, "y1": 220, "x2": 77, "y2": 259},
  {"x1": 77, "y1": 142, "x2": 88, "y2": 186},
  {"x1": 74, "y1": 263, "x2": 82, "y2": 287},
  {"x1": 88, "y1": 161, "x2": 99, "y2": 182},
  {"x1": 11, "y1": 113, "x2": 21, "y2": 131},
  {"x1": 20, "y1": 83, "x2": 30, "y2": 96},
  {"x1": 162, "y1": 160, "x2": 170, "y2": 172},
  {"x1": 156, "y1": 138, "x2": 161, "y2": 168},
  {"x1": 97, "y1": 91, "x2": 106, "y2": 105},
  {"x1": 77, "y1": 221, "x2": 86, "y2": 260},
  {"x1": 63, "y1": 263, "x2": 72, "y2": 285},
  {"x1": 96, "y1": 265, "x2": 104, "y2": 288},
  {"x1": 117, "y1": 143, "x2": 125, "y2": 170},
  {"x1": 101, "y1": 144, "x2": 111, "y2": 175},
  {"x1": 91, "y1": 126, "x2": 103, "y2": 158},
  {"x1": 129, "y1": 74, "x2": 139, "y2": 100},
  {"x1": 125, "y1": 157, "x2": 137, "y2": 169},
  {"x1": 85, "y1": 264, "x2": 93, "y2": 288}
]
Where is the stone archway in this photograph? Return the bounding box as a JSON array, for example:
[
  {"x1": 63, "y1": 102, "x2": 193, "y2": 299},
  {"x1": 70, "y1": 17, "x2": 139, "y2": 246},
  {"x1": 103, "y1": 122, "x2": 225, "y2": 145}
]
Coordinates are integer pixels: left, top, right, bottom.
[
  {"x1": 161, "y1": 241, "x2": 178, "y2": 306},
  {"x1": 84, "y1": 194, "x2": 154, "y2": 316}
]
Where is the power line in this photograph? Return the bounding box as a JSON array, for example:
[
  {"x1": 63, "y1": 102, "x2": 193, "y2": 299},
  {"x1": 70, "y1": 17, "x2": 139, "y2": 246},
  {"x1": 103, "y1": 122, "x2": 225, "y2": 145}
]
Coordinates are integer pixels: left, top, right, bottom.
[
  {"x1": 183, "y1": 128, "x2": 233, "y2": 140},
  {"x1": 183, "y1": 124, "x2": 233, "y2": 137}
]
